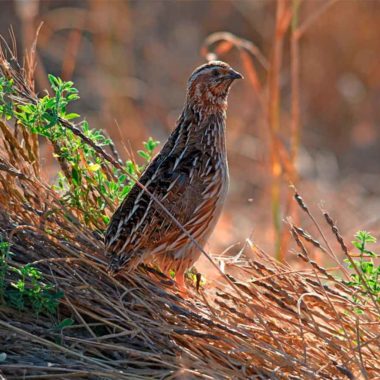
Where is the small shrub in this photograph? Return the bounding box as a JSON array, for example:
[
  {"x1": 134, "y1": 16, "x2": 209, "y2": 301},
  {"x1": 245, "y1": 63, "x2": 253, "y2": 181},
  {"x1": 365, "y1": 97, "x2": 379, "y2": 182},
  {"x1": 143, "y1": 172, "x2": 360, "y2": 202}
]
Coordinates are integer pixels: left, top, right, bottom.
[
  {"x1": 0, "y1": 74, "x2": 159, "y2": 228},
  {"x1": 0, "y1": 236, "x2": 62, "y2": 315},
  {"x1": 344, "y1": 231, "x2": 380, "y2": 306}
]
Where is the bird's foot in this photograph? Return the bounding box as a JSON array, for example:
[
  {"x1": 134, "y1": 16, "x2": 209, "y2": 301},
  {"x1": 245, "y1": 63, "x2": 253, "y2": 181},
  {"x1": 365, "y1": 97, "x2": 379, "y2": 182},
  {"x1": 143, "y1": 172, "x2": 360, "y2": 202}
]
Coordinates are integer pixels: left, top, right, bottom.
[{"x1": 184, "y1": 267, "x2": 205, "y2": 292}]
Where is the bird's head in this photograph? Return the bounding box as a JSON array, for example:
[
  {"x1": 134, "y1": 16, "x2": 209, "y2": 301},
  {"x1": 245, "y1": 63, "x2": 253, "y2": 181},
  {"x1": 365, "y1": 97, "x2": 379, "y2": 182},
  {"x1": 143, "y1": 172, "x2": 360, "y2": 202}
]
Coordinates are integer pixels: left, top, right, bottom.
[{"x1": 186, "y1": 60, "x2": 243, "y2": 112}]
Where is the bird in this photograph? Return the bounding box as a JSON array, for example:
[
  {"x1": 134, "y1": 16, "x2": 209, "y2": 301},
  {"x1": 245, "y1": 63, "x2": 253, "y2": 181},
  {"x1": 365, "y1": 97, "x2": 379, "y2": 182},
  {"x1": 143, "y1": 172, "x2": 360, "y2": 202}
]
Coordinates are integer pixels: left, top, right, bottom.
[{"x1": 105, "y1": 60, "x2": 243, "y2": 290}]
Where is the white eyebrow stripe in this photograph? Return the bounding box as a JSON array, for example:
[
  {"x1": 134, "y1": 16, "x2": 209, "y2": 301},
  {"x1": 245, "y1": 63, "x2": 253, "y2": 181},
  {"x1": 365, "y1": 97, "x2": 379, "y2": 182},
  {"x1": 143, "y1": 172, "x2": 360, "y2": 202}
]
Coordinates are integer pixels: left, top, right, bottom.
[{"x1": 188, "y1": 62, "x2": 231, "y2": 83}]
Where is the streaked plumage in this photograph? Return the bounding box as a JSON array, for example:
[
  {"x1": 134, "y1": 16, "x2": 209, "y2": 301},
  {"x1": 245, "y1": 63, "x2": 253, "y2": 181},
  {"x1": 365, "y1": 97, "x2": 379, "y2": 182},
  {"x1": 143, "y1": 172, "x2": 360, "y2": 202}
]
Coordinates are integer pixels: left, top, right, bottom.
[{"x1": 105, "y1": 60, "x2": 242, "y2": 288}]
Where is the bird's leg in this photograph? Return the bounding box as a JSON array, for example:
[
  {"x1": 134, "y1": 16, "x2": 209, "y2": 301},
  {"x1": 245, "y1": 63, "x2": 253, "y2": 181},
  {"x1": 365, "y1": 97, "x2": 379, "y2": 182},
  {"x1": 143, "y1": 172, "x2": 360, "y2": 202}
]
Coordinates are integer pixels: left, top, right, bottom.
[{"x1": 195, "y1": 272, "x2": 202, "y2": 292}]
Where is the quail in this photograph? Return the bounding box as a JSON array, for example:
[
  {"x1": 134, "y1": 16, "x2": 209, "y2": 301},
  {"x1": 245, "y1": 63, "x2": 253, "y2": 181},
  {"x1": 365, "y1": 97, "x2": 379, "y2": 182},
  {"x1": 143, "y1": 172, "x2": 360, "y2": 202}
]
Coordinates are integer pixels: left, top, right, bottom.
[{"x1": 105, "y1": 60, "x2": 242, "y2": 289}]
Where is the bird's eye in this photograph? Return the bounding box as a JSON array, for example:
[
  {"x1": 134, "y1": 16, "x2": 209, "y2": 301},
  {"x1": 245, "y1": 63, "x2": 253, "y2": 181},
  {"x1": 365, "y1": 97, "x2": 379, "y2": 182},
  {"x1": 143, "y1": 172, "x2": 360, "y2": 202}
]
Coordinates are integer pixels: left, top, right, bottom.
[{"x1": 212, "y1": 69, "x2": 220, "y2": 77}]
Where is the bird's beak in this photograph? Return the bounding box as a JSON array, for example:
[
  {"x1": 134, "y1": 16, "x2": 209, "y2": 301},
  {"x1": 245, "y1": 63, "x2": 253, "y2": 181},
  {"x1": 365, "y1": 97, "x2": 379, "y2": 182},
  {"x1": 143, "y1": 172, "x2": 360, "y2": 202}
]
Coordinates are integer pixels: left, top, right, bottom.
[{"x1": 225, "y1": 68, "x2": 243, "y2": 80}]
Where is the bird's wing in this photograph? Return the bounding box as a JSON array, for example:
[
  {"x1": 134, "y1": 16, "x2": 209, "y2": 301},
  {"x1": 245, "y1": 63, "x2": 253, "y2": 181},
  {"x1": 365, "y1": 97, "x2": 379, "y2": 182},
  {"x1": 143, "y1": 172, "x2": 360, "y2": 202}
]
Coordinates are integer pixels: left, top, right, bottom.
[
  {"x1": 104, "y1": 114, "x2": 189, "y2": 254},
  {"x1": 104, "y1": 116, "x2": 202, "y2": 262},
  {"x1": 105, "y1": 112, "x2": 226, "y2": 271},
  {"x1": 105, "y1": 159, "x2": 221, "y2": 271}
]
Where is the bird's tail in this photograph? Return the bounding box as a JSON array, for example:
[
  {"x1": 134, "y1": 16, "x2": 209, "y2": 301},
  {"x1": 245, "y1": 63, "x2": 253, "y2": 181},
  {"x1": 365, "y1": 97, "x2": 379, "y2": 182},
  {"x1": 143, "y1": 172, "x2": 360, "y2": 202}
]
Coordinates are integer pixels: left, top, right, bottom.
[
  {"x1": 106, "y1": 252, "x2": 136, "y2": 276},
  {"x1": 106, "y1": 258, "x2": 121, "y2": 276}
]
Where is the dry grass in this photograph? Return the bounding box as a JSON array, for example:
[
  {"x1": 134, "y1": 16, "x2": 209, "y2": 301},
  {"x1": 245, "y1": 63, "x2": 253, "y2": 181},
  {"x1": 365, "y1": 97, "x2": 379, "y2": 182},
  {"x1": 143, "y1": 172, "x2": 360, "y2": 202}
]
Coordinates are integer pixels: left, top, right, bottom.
[{"x1": 0, "y1": 39, "x2": 380, "y2": 380}]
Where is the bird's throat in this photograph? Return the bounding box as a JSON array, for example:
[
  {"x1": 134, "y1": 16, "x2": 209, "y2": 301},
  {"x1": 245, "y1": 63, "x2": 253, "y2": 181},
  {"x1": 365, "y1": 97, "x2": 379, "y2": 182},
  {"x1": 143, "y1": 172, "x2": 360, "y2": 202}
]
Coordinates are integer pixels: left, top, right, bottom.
[{"x1": 180, "y1": 105, "x2": 227, "y2": 155}]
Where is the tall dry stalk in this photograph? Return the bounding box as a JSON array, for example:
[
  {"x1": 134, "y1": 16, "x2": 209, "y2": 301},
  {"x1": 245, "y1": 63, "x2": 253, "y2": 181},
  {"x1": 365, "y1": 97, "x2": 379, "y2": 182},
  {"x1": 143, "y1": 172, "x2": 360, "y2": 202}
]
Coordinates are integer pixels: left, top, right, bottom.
[
  {"x1": 279, "y1": 0, "x2": 302, "y2": 259},
  {"x1": 267, "y1": 1, "x2": 291, "y2": 260},
  {"x1": 281, "y1": 0, "x2": 339, "y2": 259}
]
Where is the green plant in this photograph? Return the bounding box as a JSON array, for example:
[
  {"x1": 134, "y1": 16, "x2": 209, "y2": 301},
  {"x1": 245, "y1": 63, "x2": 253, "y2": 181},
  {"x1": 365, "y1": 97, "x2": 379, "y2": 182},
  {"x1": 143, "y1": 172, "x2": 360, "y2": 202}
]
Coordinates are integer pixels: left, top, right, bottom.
[
  {"x1": 0, "y1": 74, "x2": 159, "y2": 228},
  {"x1": 345, "y1": 231, "x2": 380, "y2": 306},
  {"x1": 0, "y1": 237, "x2": 62, "y2": 315},
  {"x1": 0, "y1": 238, "x2": 10, "y2": 302},
  {"x1": 0, "y1": 77, "x2": 14, "y2": 120}
]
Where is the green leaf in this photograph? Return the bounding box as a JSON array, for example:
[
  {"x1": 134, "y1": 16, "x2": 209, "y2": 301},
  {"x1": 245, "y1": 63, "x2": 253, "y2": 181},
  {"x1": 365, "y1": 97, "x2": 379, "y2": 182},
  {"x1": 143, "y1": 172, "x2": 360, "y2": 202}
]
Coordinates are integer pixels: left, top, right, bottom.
[
  {"x1": 67, "y1": 93, "x2": 80, "y2": 101},
  {"x1": 118, "y1": 174, "x2": 127, "y2": 184},
  {"x1": 53, "y1": 290, "x2": 65, "y2": 299},
  {"x1": 12, "y1": 279, "x2": 25, "y2": 292},
  {"x1": 53, "y1": 318, "x2": 74, "y2": 331},
  {"x1": 65, "y1": 112, "x2": 80, "y2": 120},
  {"x1": 137, "y1": 150, "x2": 150, "y2": 160},
  {"x1": 48, "y1": 74, "x2": 60, "y2": 90},
  {"x1": 121, "y1": 186, "x2": 131, "y2": 197},
  {"x1": 355, "y1": 231, "x2": 376, "y2": 244},
  {"x1": 71, "y1": 166, "x2": 82, "y2": 186},
  {"x1": 169, "y1": 269, "x2": 176, "y2": 279},
  {"x1": 144, "y1": 137, "x2": 160, "y2": 152},
  {"x1": 360, "y1": 261, "x2": 373, "y2": 274}
]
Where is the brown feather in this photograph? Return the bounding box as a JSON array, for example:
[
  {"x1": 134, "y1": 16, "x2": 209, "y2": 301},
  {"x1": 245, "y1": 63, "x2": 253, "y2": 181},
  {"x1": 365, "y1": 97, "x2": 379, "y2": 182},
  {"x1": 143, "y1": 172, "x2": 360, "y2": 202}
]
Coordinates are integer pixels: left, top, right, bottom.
[{"x1": 105, "y1": 60, "x2": 242, "y2": 282}]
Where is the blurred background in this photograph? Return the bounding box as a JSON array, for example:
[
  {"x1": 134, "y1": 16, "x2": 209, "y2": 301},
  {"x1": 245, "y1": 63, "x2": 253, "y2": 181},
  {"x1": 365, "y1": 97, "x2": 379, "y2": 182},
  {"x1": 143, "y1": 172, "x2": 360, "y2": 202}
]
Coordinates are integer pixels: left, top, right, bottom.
[{"x1": 1, "y1": 0, "x2": 380, "y2": 262}]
